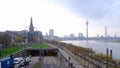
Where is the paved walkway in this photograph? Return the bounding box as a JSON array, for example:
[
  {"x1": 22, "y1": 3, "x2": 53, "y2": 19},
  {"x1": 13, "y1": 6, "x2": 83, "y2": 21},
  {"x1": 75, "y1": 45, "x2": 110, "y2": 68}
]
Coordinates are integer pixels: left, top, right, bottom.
[
  {"x1": 47, "y1": 44, "x2": 83, "y2": 68},
  {"x1": 42, "y1": 56, "x2": 60, "y2": 68}
]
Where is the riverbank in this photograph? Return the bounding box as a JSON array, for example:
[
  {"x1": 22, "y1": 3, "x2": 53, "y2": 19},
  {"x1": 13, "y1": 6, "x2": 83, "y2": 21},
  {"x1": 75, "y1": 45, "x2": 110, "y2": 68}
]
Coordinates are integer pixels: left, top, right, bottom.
[
  {"x1": 45, "y1": 40, "x2": 120, "y2": 68},
  {"x1": 62, "y1": 40, "x2": 120, "y2": 59}
]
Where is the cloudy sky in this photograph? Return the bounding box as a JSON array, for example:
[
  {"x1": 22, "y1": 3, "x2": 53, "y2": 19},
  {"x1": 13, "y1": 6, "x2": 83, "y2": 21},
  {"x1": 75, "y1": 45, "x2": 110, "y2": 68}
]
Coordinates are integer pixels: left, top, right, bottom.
[{"x1": 0, "y1": 0, "x2": 120, "y2": 37}]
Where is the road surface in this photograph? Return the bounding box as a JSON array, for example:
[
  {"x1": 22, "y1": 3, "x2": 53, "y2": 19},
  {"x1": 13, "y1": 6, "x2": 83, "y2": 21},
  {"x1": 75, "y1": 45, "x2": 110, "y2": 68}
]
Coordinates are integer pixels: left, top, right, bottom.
[{"x1": 42, "y1": 56, "x2": 60, "y2": 68}]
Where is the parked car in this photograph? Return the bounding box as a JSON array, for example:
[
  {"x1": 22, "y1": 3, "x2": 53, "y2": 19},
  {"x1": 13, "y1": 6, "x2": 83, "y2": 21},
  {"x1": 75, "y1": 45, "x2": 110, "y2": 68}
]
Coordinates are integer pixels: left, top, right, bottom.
[
  {"x1": 26, "y1": 57, "x2": 31, "y2": 62},
  {"x1": 19, "y1": 60, "x2": 26, "y2": 67},
  {"x1": 14, "y1": 57, "x2": 23, "y2": 64},
  {"x1": 19, "y1": 57, "x2": 31, "y2": 67},
  {"x1": 14, "y1": 57, "x2": 23, "y2": 68}
]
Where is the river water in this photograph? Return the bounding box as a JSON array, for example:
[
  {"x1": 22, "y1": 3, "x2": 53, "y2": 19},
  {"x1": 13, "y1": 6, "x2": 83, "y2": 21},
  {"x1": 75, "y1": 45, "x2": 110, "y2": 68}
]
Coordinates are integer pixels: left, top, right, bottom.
[{"x1": 62, "y1": 40, "x2": 120, "y2": 59}]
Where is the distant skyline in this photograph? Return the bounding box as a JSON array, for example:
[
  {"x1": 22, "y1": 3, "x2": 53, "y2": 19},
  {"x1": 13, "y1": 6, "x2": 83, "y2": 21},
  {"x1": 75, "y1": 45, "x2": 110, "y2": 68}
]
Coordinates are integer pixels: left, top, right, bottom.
[{"x1": 0, "y1": 0, "x2": 120, "y2": 37}]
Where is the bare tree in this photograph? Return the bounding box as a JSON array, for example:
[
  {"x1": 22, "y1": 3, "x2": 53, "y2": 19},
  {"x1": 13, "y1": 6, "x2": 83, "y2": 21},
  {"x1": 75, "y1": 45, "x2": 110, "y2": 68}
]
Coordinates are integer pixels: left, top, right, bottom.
[{"x1": 0, "y1": 33, "x2": 11, "y2": 48}]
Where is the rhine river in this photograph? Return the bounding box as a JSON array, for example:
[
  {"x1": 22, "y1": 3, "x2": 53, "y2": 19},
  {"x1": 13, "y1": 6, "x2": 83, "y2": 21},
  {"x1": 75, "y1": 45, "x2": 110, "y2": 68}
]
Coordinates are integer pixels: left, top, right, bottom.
[{"x1": 62, "y1": 40, "x2": 120, "y2": 59}]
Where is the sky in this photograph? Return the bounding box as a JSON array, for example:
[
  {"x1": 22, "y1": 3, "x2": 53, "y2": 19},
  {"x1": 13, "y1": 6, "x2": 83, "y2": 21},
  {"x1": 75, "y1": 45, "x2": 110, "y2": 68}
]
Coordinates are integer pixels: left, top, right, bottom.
[{"x1": 0, "y1": 0, "x2": 120, "y2": 37}]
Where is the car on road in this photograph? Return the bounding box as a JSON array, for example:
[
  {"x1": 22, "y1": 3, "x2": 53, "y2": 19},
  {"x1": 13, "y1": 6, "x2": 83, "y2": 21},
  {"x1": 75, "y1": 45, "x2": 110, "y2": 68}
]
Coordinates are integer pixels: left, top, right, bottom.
[
  {"x1": 14, "y1": 57, "x2": 23, "y2": 64},
  {"x1": 14, "y1": 57, "x2": 23, "y2": 68},
  {"x1": 19, "y1": 57, "x2": 31, "y2": 67}
]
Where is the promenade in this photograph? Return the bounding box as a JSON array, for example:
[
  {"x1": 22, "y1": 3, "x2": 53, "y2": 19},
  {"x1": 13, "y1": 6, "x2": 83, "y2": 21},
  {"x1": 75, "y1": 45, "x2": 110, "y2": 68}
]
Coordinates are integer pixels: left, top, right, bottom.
[
  {"x1": 47, "y1": 43, "x2": 83, "y2": 68},
  {"x1": 22, "y1": 43, "x2": 97, "y2": 68},
  {"x1": 42, "y1": 56, "x2": 60, "y2": 68},
  {"x1": 47, "y1": 43, "x2": 102, "y2": 68}
]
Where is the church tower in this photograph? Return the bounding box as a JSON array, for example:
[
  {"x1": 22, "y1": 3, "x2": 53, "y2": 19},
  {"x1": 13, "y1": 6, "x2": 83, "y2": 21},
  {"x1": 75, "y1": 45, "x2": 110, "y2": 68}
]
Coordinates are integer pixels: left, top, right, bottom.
[
  {"x1": 29, "y1": 17, "x2": 34, "y2": 33},
  {"x1": 28, "y1": 17, "x2": 34, "y2": 43}
]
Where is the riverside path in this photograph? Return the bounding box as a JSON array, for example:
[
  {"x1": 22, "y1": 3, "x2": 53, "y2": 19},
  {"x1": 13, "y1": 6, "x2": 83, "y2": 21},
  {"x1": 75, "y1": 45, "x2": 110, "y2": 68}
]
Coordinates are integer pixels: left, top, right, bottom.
[
  {"x1": 47, "y1": 43, "x2": 83, "y2": 68},
  {"x1": 42, "y1": 56, "x2": 60, "y2": 68}
]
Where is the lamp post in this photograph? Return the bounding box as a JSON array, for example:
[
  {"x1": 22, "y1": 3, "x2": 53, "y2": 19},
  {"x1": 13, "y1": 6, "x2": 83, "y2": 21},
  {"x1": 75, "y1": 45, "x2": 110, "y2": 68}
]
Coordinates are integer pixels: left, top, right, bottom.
[
  {"x1": 0, "y1": 44, "x2": 2, "y2": 59},
  {"x1": 24, "y1": 30, "x2": 28, "y2": 68},
  {"x1": 24, "y1": 30, "x2": 28, "y2": 45},
  {"x1": 86, "y1": 21, "x2": 89, "y2": 41},
  {"x1": 11, "y1": 31, "x2": 14, "y2": 45}
]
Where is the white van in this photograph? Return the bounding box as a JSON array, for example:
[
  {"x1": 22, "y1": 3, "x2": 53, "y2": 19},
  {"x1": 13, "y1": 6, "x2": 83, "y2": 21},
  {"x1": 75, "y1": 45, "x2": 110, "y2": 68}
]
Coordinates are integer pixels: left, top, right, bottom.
[{"x1": 14, "y1": 57, "x2": 23, "y2": 64}]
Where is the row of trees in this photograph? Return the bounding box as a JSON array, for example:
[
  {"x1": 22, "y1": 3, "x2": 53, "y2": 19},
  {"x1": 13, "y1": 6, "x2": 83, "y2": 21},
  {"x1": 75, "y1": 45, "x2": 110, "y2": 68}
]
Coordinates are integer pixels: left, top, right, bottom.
[
  {"x1": 44, "y1": 40, "x2": 120, "y2": 68},
  {"x1": 0, "y1": 33, "x2": 22, "y2": 48},
  {"x1": 0, "y1": 33, "x2": 11, "y2": 48}
]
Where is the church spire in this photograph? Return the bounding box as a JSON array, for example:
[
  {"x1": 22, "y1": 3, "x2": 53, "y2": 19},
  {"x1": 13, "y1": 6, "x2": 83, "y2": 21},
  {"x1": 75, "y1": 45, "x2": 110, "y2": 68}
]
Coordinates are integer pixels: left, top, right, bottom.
[
  {"x1": 29, "y1": 17, "x2": 34, "y2": 32},
  {"x1": 28, "y1": 17, "x2": 34, "y2": 43}
]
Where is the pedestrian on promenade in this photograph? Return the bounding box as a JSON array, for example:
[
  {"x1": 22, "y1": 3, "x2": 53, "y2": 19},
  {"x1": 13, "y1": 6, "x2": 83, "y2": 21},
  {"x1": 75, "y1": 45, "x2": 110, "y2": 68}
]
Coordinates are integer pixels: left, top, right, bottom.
[
  {"x1": 71, "y1": 63, "x2": 73, "y2": 68},
  {"x1": 39, "y1": 54, "x2": 41, "y2": 61},
  {"x1": 68, "y1": 62, "x2": 71, "y2": 67},
  {"x1": 69, "y1": 56, "x2": 71, "y2": 60},
  {"x1": 68, "y1": 62, "x2": 74, "y2": 68}
]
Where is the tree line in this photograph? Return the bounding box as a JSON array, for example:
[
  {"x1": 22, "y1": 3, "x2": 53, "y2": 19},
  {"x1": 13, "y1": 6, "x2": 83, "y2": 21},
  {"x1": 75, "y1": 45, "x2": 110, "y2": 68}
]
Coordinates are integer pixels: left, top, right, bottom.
[{"x1": 0, "y1": 33, "x2": 22, "y2": 48}]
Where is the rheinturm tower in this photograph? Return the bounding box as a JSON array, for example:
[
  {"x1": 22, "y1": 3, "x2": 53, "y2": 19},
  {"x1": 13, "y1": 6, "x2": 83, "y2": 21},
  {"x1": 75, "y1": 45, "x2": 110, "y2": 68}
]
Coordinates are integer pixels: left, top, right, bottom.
[
  {"x1": 28, "y1": 17, "x2": 34, "y2": 43},
  {"x1": 86, "y1": 21, "x2": 89, "y2": 39}
]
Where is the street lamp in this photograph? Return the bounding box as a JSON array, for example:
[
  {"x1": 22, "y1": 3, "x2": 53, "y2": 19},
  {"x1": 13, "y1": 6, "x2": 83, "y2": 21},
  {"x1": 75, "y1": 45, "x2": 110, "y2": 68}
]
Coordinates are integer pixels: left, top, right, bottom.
[
  {"x1": 24, "y1": 30, "x2": 28, "y2": 45},
  {"x1": 0, "y1": 44, "x2": 2, "y2": 59},
  {"x1": 86, "y1": 21, "x2": 89, "y2": 41}
]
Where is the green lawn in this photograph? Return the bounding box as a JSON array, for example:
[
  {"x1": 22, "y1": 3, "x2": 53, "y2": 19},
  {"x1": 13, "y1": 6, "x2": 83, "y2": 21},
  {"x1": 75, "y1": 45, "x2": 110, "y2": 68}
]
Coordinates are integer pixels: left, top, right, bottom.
[
  {"x1": 2, "y1": 46, "x2": 23, "y2": 57},
  {"x1": 1, "y1": 43, "x2": 52, "y2": 57},
  {"x1": 28, "y1": 43, "x2": 52, "y2": 49}
]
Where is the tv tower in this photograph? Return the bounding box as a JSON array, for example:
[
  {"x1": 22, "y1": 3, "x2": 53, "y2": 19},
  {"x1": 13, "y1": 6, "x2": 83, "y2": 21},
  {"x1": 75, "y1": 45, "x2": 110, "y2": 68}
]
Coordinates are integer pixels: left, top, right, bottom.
[
  {"x1": 105, "y1": 26, "x2": 107, "y2": 38},
  {"x1": 86, "y1": 21, "x2": 89, "y2": 39}
]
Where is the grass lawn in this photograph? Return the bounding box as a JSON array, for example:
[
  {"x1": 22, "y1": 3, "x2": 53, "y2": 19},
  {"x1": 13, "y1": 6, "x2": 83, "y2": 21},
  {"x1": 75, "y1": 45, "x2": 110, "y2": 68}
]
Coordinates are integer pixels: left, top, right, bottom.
[
  {"x1": 2, "y1": 46, "x2": 23, "y2": 57},
  {"x1": 28, "y1": 43, "x2": 52, "y2": 49},
  {"x1": 1, "y1": 43, "x2": 52, "y2": 57}
]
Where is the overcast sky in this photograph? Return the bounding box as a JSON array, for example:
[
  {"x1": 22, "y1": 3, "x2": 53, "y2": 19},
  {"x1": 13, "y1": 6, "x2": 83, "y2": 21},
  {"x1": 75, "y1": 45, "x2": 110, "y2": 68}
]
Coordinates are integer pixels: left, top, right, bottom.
[{"x1": 0, "y1": 0, "x2": 120, "y2": 37}]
